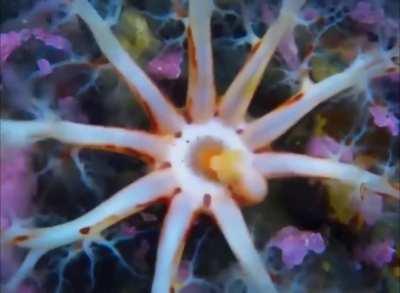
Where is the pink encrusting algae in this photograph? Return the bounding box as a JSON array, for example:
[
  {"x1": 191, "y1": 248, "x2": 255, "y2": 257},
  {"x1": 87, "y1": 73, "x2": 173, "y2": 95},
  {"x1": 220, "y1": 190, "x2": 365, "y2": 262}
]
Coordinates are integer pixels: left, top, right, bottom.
[
  {"x1": 349, "y1": 1, "x2": 385, "y2": 25},
  {"x1": 0, "y1": 148, "x2": 36, "y2": 288},
  {"x1": 0, "y1": 0, "x2": 399, "y2": 292},
  {"x1": 147, "y1": 48, "x2": 183, "y2": 80},
  {"x1": 36, "y1": 59, "x2": 52, "y2": 76},
  {"x1": 0, "y1": 28, "x2": 70, "y2": 63},
  {"x1": 369, "y1": 105, "x2": 399, "y2": 136},
  {"x1": 0, "y1": 148, "x2": 36, "y2": 231},
  {"x1": 354, "y1": 240, "x2": 396, "y2": 268},
  {"x1": 268, "y1": 226, "x2": 326, "y2": 269}
]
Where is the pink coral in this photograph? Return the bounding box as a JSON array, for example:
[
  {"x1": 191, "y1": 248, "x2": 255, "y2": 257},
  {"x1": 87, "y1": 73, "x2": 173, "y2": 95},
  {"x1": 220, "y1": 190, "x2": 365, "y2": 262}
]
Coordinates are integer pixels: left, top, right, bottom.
[
  {"x1": 387, "y1": 72, "x2": 400, "y2": 83},
  {"x1": 0, "y1": 28, "x2": 70, "y2": 63},
  {"x1": 306, "y1": 136, "x2": 354, "y2": 163},
  {"x1": 369, "y1": 105, "x2": 399, "y2": 136},
  {"x1": 31, "y1": 28, "x2": 70, "y2": 51},
  {"x1": 0, "y1": 148, "x2": 36, "y2": 279},
  {"x1": 0, "y1": 32, "x2": 22, "y2": 62},
  {"x1": 36, "y1": 58, "x2": 52, "y2": 76},
  {"x1": 350, "y1": 2, "x2": 385, "y2": 25},
  {"x1": 0, "y1": 30, "x2": 30, "y2": 62},
  {"x1": 0, "y1": 148, "x2": 36, "y2": 225},
  {"x1": 354, "y1": 240, "x2": 395, "y2": 268},
  {"x1": 302, "y1": 7, "x2": 319, "y2": 22},
  {"x1": 147, "y1": 48, "x2": 183, "y2": 80},
  {"x1": 268, "y1": 226, "x2": 326, "y2": 269}
]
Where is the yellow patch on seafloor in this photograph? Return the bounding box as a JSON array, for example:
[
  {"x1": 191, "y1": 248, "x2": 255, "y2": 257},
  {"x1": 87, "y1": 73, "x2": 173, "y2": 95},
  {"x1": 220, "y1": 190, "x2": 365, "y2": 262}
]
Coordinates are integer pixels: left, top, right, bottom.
[
  {"x1": 322, "y1": 261, "x2": 331, "y2": 272},
  {"x1": 326, "y1": 180, "x2": 355, "y2": 224},
  {"x1": 314, "y1": 114, "x2": 327, "y2": 136},
  {"x1": 116, "y1": 8, "x2": 160, "y2": 58},
  {"x1": 392, "y1": 266, "x2": 400, "y2": 278}
]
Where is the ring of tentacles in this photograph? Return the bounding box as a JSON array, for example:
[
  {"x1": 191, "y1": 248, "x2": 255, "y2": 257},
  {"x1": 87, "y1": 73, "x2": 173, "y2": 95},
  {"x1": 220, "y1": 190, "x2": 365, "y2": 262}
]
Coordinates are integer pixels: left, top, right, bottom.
[{"x1": 2, "y1": 0, "x2": 399, "y2": 292}]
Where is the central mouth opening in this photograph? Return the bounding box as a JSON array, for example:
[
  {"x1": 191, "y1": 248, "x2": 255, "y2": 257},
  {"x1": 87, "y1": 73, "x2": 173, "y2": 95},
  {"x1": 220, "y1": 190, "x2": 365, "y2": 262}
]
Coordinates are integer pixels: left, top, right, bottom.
[
  {"x1": 189, "y1": 137, "x2": 242, "y2": 184},
  {"x1": 190, "y1": 138, "x2": 223, "y2": 181}
]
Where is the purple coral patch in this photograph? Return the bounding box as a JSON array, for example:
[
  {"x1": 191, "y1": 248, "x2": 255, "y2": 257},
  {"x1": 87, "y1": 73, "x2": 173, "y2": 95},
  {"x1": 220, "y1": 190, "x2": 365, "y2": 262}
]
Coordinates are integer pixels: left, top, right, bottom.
[
  {"x1": 302, "y1": 7, "x2": 319, "y2": 22},
  {"x1": 147, "y1": 48, "x2": 183, "y2": 80},
  {"x1": 37, "y1": 58, "x2": 52, "y2": 76},
  {"x1": 0, "y1": 30, "x2": 31, "y2": 62},
  {"x1": 0, "y1": 28, "x2": 70, "y2": 64},
  {"x1": 268, "y1": 226, "x2": 326, "y2": 269},
  {"x1": 0, "y1": 148, "x2": 36, "y2": 226},
  {"x1": 369, "y1": 105, "x2": 399, "y2": 136},
  {"x1": 0, "y1": 148, "x2": 36, "y2": 280},
  {"x1": 0, "y1": 32, "x2": 22, "y2": 62},
  {"x1": 354, "y1": 240, "x2": 395, "y2": 268},
  {"x1": 350, "y1": 1, "x2": 385, "y2": 25},
  {"x1": 31, "y1": 28, "x2": 70, "y2": 51}
]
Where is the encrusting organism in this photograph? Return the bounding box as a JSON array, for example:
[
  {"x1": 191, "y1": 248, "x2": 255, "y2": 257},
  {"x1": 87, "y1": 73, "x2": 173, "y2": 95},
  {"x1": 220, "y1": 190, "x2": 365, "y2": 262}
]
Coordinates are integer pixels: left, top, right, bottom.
[{"x1": 1, "y1": 0, "x2": 399, "y2": 292}]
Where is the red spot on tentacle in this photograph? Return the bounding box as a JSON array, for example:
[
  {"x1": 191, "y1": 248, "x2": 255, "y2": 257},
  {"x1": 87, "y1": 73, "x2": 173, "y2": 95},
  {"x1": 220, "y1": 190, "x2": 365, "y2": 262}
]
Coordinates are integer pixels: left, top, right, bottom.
[
  {"x1": 79, "y1": 227, "x2": 91, "y2": 235},
  {"x1": 187, "y1": 28, "x2": 197, "y2": 69},
  {"x1": 135, "y1": 188, "x2": 182, "y2": 212},
  {"x1": 250, "y1": 41, "x2": 261, "y2": 55},
  {"x1": 254, "y1": 144, "x2": 272, "y2": 154},
  {"x1": 183, "y1": 110, "x2": 193, "y2": 124},
  {"x1": 139, "y1": 99, "x2": 160, "y2": 132},
  {"x1": 280, "y1": 92, "x2": 304, "y2": 107},
  {"x1": 160, "y1": 162, "x2": 172, "y2": 169},
  {"x1": 236, "y1": 128, "x2": 243, "y2": 134},
  {"x1": 173, "y1": 187, "x2": 182, "y2": 195},
  {"x1": 185, "y1": 27, "x2": 198, "y2": 122},
  {"x1": 12, "y1": 235, "x2": 30, "y2": 244},
  {"x1": 203, "y1": 193, "x2": 212, "y2": 208}
]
